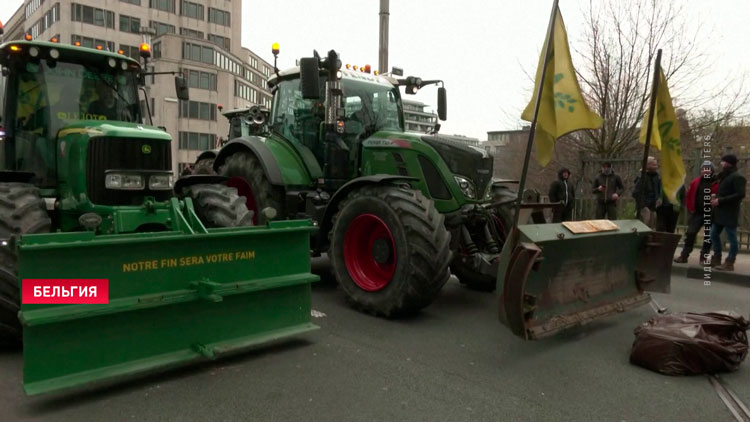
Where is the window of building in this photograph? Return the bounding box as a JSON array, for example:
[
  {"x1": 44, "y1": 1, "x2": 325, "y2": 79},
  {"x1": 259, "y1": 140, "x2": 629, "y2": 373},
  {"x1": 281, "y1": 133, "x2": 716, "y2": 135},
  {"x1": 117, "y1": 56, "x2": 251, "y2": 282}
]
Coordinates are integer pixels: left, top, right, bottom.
[
  {"x1": 150, "y1": 0, "x2": 175, "y2": 13},
  {"x1": 181, "y1": 1, "x2": 204, "y2": 19},
  {"x1": 29, "y1": 3, "x2": 60, "y2": 39},
  {"x1": 26, "y1": 0, "x2": 43, "y2": 19},
  {"x1": 152, "y1": 41, "x2": 162, "y2": 58},
  {"x1": 71, "y1": 34, "x2": 114, "y2": 52},
  {"x1": 120, "y1": 0, "x2": 141, "y2": 5},
  {"x1": 120, "y1": 44, "x2": 140, "y2": 60},
  {"x1": 182, "y1": 42, "x2": 214, "y2": 64},
  {"x1": 71, "y1": 3, "x2": 115, "y2": 28},
  {"x1": 179, "y1": 132, "x2": 216, "y2": 150},
  {"x1": 179, "y1": 101, "x2": 217, "y2": 121},
  {"x1": 207, "y1": 34, "x2": 230, "y2": 50},
  {"x1": 249, "y1": 57, "x2": 258, "y2": 69},
  {"x1": 150, "y1": 20, "x2": 175, "y2": 36},
  {"x1": 182, "y1": 69, "x2": 217, "y2": 91},
  {"x1": 235, "y1": 81, "x2": 258, "y2": 104},
  {"x1": 208, "y1": 8, "x2": 231, "y2": 26},
  {"x1": 180, "y1": 27, "x2": 203, "y2": 39},
  {"x1": 119, "y1": 15, "x2": 141, "y2": 33}
]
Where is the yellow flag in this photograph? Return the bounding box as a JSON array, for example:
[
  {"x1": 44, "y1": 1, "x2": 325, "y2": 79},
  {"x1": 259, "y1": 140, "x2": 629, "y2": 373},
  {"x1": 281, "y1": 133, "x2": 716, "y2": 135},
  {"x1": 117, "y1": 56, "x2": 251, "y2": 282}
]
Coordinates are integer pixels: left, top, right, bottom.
[
  {"x1": 521, "y1": 8, "x2": 603, "y2": 167},
  {"x1": 639, "y1": 68, "x2": 686, "y2": 203}
]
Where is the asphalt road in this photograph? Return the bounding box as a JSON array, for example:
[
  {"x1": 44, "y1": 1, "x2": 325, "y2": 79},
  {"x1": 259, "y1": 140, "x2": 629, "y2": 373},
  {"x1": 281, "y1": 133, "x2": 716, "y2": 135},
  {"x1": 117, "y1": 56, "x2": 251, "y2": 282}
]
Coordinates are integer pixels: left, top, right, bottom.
[{"x1": 0, "y1": 260, "x2": 748, "y2": 422}]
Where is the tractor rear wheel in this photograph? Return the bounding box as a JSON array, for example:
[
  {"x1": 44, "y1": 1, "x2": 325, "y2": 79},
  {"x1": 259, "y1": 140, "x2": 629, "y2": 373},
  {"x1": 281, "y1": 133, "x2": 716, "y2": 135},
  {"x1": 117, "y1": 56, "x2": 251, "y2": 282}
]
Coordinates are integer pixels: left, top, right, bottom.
[
  {"x1": 0, "y1": 183, "x2": 51, "y2": 347},
  {"x1": 451, "y1": 207, "x2": 512, "y2": 292},
  {"x1": 219, "y1": 152, "x2": 284, "y2": 225},
  {"x1": 329, "y1": 185, "x2": 452, "y2": 317},
  {"x1": 183, "y1": 184, "x2": 254, "y2": 228}
]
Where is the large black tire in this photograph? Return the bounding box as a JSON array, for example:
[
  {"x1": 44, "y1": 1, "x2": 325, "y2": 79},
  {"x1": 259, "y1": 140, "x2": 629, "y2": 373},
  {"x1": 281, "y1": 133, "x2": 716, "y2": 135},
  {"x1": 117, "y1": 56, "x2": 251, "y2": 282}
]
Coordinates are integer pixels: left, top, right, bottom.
[
  {"x1": 0, "y1": 183, "x2": 51, "y2": 347},
  {"x1": 218, "y1": 152, "x2": 284, "y2": 224},
  {"x1": 183, "y1": 184, "x2": 254, "y2": 228},
  {"x1": 192, "y1": 158, "x2": 216, "y2": 175},
  {"x1": 451, "y1": 206, "x2": 512, "y2": 292},
  {"x1": 329, "y1": 185, "x2": 452, "y2": 317}
]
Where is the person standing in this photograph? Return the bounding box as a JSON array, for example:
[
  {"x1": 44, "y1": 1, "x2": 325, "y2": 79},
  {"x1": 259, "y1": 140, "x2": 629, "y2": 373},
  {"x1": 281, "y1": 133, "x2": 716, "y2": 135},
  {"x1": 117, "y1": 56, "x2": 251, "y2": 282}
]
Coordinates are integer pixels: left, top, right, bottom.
[
  {"x1": 593, "y1": 162, "x2": 624, "y2": 219},
  {"x1": 549, "y1": 167, "x2": 575, "y2": 222},
  {"x1": 674, "y1": 161, "x2": 717, "y2": 263},
  {"x1": 709, "y1": 154, "x2": 747, "y2": 271},
  {"x1": 632, "y1": 157, "x2": 661, "y2": 229}
]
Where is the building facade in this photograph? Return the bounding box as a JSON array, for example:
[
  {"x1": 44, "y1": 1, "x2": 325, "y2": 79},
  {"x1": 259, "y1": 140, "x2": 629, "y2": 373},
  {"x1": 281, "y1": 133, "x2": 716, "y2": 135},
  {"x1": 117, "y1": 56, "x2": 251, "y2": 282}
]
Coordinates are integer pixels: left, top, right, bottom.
[
  {"x1": 3, "y1": 0, "x2": 273, "y2": 174},
  {"x1": 402, "y1": 99, "x2": 437, "y2": 133}
]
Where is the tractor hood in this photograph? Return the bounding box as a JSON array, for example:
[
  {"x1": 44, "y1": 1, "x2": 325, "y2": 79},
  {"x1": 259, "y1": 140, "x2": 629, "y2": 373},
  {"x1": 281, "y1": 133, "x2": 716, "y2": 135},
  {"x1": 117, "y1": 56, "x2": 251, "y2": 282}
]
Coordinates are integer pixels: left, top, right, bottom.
[
  {"x1": 57, "y1": 120, "x2": 172, "y2": 141},
  {"x1": 421, "y1": 135, "x2": 493, "y2": 197}
]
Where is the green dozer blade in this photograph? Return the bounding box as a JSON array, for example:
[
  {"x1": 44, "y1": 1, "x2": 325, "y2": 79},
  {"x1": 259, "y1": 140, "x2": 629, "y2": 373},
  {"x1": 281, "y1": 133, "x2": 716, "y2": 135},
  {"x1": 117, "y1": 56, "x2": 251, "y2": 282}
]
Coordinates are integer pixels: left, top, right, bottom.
[
  {"x1": 497, "y1": 220, "x2": 680, "y2": 340},
  {"x1": 18, "y1": 220, "x2": 319, "y2": 396}
]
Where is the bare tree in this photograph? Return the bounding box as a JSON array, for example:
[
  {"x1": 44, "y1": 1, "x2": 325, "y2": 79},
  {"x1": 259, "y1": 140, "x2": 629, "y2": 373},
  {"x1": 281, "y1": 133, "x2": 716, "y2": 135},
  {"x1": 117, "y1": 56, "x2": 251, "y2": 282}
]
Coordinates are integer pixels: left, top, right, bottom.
[{"x1": 569, "y1": 0, "x2": 749, "y2": 159}]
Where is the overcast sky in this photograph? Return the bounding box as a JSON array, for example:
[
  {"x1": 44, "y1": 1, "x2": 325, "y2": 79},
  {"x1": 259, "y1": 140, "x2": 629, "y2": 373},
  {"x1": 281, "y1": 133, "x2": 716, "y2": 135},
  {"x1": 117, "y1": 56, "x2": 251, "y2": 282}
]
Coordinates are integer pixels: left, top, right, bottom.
[{"x1": 3, "y1": 0, "x2": 749, "y2": 141}]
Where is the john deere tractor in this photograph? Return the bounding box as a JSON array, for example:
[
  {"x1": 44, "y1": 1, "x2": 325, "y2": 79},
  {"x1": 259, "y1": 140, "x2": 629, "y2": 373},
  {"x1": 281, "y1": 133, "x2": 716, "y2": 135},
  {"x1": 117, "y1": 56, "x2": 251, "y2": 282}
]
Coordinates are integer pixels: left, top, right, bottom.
[
  {"x1": 0, "y1": 37, "x2": 318, "y2": 395},
  {"x1": 204, "y1": 49, "x2": 516, "y2": 317}
]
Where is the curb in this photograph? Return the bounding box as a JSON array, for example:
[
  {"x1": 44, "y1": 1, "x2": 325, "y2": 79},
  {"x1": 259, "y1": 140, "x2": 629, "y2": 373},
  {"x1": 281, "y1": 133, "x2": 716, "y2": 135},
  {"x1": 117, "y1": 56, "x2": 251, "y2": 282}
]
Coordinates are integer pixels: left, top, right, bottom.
[{"x1": 672, "y1": 264, "x2": 750, "y2": 287}]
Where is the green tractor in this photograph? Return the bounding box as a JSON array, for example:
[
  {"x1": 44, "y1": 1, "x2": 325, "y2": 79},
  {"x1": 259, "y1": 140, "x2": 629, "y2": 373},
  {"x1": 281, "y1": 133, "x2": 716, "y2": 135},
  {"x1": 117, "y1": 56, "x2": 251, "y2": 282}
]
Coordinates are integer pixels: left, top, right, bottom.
[
  {"x1": 0, "y1": 37, "x2": 318, "y2": 395},
  {"x1": 205, "y1": 49, "x2": 515, "y2": 317},
  {"x1": 205, "y1": 48, "x2": 680, "y2": 334}
]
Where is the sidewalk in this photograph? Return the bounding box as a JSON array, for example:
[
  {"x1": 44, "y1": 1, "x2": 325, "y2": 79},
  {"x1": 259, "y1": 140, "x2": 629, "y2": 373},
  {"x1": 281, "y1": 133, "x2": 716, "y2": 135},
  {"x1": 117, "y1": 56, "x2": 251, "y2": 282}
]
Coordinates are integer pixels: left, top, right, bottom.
[{"x1": 672, "y1": 252, "x2": 750, "y2": 286}]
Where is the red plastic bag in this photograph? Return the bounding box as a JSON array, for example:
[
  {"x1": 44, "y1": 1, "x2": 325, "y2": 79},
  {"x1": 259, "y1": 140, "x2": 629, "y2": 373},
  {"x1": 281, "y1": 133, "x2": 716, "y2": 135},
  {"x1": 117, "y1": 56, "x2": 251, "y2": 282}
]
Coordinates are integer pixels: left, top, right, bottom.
[{"x1": 630, "y1": 312, "x2": 750, "y2": 375}]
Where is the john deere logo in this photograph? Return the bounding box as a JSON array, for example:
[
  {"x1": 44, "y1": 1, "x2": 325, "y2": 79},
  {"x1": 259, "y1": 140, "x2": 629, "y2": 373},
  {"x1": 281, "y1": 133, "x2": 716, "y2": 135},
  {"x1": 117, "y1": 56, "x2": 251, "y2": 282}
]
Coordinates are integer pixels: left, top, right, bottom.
[{"x1": 142, "y1": 145, "x2": 152, "y2": 154}]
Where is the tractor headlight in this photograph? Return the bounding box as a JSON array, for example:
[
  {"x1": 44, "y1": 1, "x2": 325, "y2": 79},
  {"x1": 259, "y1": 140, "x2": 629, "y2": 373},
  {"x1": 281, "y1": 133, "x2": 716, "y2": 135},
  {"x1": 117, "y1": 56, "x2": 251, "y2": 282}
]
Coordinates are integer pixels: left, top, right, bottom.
[
  {"x1": 148, "y1": 174, "x2": 174, "y2": 190},
  {"x1": 106, "y1": 173, "x2": 145, "y2": 190},
  {"x1": 454, "y1": 175, "x2": 476, "y2": 199}
]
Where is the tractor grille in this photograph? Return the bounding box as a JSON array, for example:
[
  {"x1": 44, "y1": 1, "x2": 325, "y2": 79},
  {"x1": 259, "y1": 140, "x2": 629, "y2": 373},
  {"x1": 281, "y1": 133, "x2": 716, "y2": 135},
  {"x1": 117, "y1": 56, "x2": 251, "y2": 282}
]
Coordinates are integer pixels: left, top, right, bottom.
[{"x1": 87, "y1": 137, "x2": 172, "y2": 206}]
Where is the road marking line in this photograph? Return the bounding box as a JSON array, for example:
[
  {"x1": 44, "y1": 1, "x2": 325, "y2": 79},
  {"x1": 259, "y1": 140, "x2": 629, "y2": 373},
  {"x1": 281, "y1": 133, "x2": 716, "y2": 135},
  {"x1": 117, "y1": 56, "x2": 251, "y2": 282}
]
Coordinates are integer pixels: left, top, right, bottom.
[{"x1": 709, "y1": 376, "x2": 750, "y2": 422}]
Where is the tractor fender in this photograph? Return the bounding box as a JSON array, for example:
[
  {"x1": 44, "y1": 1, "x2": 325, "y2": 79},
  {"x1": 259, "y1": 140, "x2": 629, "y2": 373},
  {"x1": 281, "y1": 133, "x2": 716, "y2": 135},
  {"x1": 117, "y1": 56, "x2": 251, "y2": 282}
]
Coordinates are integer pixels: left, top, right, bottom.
[
  {"x1": 173, "y1": 175, "x2": 228, "y2": 196},
  {"x1": 212, "y1": 137, "x2": 284, "y2": 186},
  {"x1": 318, "y1": 175, "x2": 418, "y2": 248}
]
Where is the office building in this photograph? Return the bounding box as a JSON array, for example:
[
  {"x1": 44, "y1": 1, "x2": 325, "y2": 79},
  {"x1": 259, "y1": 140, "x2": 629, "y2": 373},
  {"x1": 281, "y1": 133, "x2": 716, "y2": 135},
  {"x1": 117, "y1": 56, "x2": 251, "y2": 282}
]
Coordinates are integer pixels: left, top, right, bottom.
[{"x1": 4, "y1": 0, "x2": 274, "y2": 173}]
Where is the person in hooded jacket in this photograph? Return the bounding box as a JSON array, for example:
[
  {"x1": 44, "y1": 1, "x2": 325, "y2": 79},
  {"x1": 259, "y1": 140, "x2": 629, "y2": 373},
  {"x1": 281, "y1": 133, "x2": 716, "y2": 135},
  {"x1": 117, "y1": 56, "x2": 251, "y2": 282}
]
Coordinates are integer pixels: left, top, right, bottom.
[
  {"x1": 549, "y1": 168, "x2": 575, "y2": 222},
  {"x1": 593, "y1": 162, "x2": 624, "y2": 219},
  {"x1": 709, "y1": 154, "x2": 747, "y2": 271},
  {"x1": 674, "y1": 161, "x2": 718, "y2": 263}
]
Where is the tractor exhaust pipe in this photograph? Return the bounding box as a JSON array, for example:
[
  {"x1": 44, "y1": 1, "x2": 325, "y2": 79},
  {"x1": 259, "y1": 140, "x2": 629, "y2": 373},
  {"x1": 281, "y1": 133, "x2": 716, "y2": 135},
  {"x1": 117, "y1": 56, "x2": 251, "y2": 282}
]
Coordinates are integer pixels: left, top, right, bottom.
[{"x1": 378, "y1": 0, "x2": 389, "y2": 74}]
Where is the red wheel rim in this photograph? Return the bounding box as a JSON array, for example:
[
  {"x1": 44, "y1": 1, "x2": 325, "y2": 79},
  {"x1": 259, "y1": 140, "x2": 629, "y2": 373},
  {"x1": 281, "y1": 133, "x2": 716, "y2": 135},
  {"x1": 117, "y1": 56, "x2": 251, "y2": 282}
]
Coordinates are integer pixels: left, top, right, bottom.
[
  {"x1": 226, "y1": 177, "x2": 258, "y2": 225},
  {"x1": 343, "y1": 214, "x2": 396, "y2": 292}
]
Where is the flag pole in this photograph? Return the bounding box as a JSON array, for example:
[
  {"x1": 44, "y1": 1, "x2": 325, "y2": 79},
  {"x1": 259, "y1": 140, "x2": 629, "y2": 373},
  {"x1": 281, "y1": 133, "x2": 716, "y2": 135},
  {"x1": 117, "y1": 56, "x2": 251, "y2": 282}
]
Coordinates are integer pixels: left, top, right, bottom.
[
  {"x1": 513, "y1": 0, "x2": 560, "y2": 229},
  {"x1": 637, "y1": 49, "x2": 662, "y2": 220}
]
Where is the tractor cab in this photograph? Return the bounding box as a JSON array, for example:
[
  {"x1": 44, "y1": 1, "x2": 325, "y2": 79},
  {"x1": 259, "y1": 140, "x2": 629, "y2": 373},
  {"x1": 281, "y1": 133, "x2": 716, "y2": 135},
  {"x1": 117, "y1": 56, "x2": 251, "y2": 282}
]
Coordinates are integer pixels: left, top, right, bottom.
[
  {"x1": 269, "y1": 67, "x2": 404, "y2": 168},
  {"x1": 1, "y1": 41, "x2": 143, "y2": 187}
]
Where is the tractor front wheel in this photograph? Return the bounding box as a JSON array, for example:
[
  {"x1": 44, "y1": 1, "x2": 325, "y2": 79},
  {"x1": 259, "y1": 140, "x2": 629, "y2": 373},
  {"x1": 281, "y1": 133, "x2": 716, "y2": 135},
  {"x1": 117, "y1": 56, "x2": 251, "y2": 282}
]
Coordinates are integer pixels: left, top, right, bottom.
[
  {"x1": 219, "y1": 152, "x2": 284, "y2": 225},
  {"x1": 192, "y1": 158, "x2": 216, "y2": 175},
  {"x1": 329, "y1": 185, "x2": 452, "y2": 317},
  {"x1": 183, "y1": 184, "x2": 254, "y2": 228},
  {"x1": 0, "y1": 183, "x2": 51, "y2": 347}
]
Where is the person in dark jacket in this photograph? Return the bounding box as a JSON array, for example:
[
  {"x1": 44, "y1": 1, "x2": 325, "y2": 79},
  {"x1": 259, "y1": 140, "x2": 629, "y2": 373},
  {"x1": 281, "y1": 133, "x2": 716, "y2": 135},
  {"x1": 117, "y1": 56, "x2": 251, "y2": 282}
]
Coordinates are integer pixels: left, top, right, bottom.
[
  {"x1": 593, "y1": 162, "x2": 624, "y2": 219},
  {"x1": 549, "y1": 168, "x2": 575, "y2": 222},
  {"x1": 709, "y1": 154, "x2": 747, "y2": 271},
  {"x1": 632, "y1": 156, "x2": 661, "y2": 228},
  {"x1": 674, "y1": 161, "x2": 718, "y2": 263}
]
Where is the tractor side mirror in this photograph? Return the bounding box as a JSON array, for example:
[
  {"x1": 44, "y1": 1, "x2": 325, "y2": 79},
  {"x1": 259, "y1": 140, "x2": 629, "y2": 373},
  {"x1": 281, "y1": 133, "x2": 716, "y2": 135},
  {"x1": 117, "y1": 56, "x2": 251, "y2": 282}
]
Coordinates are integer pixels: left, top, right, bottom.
[
  {"x1": 437, "y1": 87, "x2": 447, "y2": 121},
  {"x1": 174, "y1": 75, "x2": 189, "y2": 101},
  {"x1": 299, "y1": 57, "x2": 320, "y2": 100}
]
